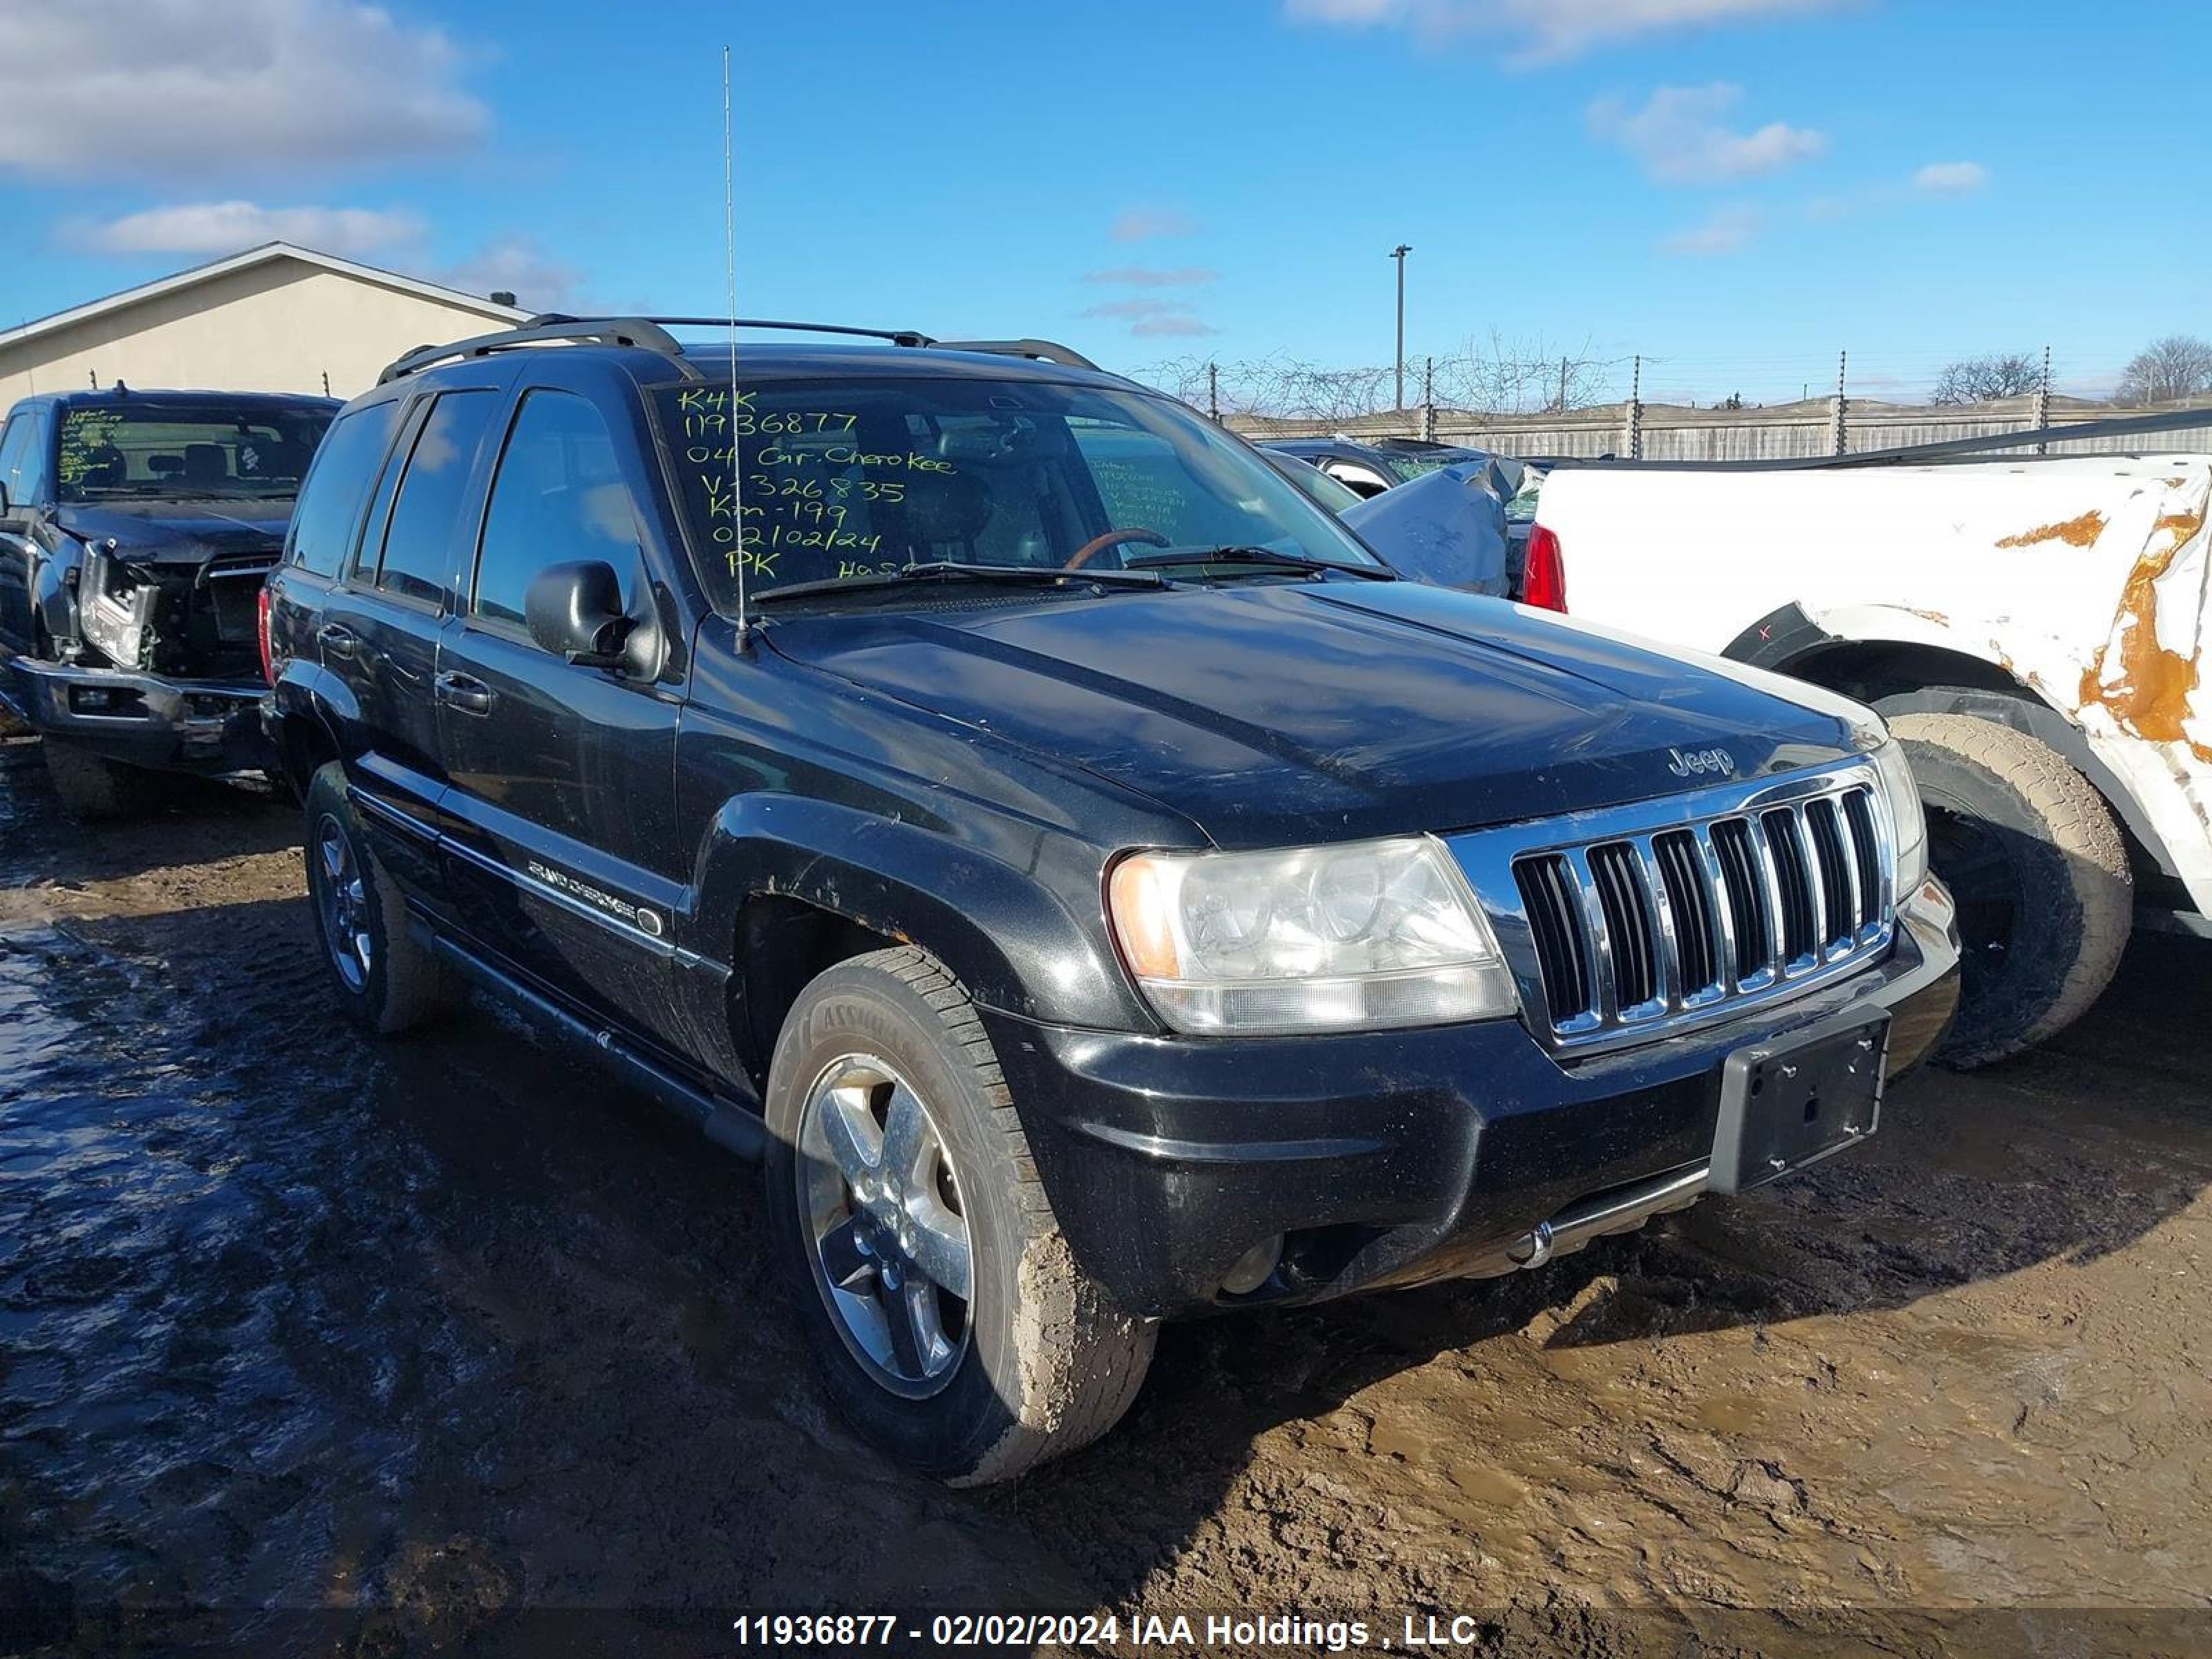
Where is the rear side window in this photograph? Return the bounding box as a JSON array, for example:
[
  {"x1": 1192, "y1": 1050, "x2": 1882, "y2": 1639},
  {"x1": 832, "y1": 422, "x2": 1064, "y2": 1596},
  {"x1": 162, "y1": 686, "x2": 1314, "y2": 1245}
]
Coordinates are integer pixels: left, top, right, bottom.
[
  {"x1": 289, "y1": 402, "x2": 401, "y2": 577},
  {"x1": 372, "y1": 390, "x2": 499, "y2": 607},
  {"x1": 472, "y1": 390, "x2": 641, "y2": 630}
]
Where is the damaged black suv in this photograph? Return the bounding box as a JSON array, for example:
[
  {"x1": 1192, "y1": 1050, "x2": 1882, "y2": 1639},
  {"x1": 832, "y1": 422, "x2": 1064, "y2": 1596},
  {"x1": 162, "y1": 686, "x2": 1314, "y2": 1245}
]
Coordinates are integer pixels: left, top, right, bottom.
[
  {"x1": 265, "y1": 317, "x2": 1961, "y2": 1483},
  {"x1": 0, "y1": 386, "x2": 336, "y2": 818}
]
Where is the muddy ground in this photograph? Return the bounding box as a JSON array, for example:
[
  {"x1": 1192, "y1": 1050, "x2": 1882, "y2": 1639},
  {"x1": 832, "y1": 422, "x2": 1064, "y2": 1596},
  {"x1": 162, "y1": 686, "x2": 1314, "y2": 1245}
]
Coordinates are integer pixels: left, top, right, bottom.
[{"x1": 1, "y1": 733, "x2": 2208, "y2": 1656}]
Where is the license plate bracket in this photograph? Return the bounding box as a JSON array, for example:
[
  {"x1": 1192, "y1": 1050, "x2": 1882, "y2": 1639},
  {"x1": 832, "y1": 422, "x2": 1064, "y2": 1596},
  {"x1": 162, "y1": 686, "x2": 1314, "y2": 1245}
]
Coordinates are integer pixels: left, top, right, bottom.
[{"x1": 1711, "y1": 1013, "x2": 1888, "y2": 1194}]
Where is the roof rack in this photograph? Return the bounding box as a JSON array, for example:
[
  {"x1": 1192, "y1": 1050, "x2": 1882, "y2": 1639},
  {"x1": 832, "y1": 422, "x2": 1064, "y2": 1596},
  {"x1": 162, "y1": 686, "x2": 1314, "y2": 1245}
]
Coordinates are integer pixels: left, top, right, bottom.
[
  {"x1": 377, "y1": 315, "x2": 1103, "y2": 385},
  {"x1": 378, "y1": 317, "x2": 687, "y2": 384},
  {"x1": 932, "y1": 337, "x2": 1099, "y2": 371}
]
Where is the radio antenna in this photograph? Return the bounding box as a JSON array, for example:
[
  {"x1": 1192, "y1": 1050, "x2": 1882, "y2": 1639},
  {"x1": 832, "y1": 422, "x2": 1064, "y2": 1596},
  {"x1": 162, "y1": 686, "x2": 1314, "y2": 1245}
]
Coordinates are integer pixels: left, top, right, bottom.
[{"x1": 722, "y1": 44, "x2": 751, "y2": 648}]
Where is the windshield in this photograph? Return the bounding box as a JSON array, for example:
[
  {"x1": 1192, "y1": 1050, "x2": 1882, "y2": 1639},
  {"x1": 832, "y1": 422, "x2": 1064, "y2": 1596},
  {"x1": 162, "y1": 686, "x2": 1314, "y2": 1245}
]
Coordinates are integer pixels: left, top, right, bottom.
[
  {"x1": 650, "y1": 377, "x2": 1383, "y2": 612},
  {"x1": 57, "y1": 402, "x2": 333, "y2": 503},
  {"x1": 1264, "y1": 451, "x2": 1365, "y2": 514},
  {"x1": 1383, "y1": 448, "x2": 1488, "y2": 482}
]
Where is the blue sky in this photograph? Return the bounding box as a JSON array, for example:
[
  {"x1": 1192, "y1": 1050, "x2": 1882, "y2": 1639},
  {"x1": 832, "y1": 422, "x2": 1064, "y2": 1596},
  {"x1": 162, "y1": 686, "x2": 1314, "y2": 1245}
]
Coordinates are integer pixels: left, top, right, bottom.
[{"x1": 2, "y1": 0, "x2": 2205, "y2": 404}]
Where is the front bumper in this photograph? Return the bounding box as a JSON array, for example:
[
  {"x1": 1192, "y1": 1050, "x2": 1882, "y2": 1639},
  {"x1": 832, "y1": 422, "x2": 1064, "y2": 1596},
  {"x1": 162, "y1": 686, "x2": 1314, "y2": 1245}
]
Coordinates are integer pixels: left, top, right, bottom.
[
  {"x1": 1, "y1": 655, "x2": 272, "y2": 774},
  {"x1": 987, "y1": 879, "x2": 1960, "y2": 1320}
]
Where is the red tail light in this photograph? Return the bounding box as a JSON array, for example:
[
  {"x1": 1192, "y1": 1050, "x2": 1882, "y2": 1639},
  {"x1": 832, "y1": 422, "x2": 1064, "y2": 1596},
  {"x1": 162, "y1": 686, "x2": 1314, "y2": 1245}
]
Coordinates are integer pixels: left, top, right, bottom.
[
  {"x1": 1522, "y1": 523, "x2": 1567, "y2": 612},
  {"x1": 256, "y1": 584, "x2": 276, "y2": 686}
]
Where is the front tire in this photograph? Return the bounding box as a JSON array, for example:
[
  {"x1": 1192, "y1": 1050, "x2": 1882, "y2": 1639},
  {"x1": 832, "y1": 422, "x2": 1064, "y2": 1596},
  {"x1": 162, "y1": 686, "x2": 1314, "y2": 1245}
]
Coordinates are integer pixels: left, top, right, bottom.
[
  {"x1": 764, "y1": 947, "x2": 1154, "y2": 1484},
  {"x1": 1887, "y1": 713, "x2": 2131, "y2": 1067},
  {"x1": 302, "y1": 762, "x2": 449, "y2": 1033}
]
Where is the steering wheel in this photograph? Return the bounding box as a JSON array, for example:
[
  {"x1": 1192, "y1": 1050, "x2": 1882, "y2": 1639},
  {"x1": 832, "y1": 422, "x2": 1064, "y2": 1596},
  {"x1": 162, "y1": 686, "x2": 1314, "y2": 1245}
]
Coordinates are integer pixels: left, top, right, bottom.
[{"x1": 1063, "y1": 527, "x2": 1169, "y2": 571}]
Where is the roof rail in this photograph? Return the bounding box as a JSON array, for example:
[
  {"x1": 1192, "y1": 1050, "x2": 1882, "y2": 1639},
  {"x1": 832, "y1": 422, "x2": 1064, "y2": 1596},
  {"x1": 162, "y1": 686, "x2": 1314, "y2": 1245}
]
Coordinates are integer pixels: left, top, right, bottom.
[
  {"x1": 534, "y1": 314, "x2": 937, "y2": 348},
  {"x1": 935, "y1": 338, "x2": 1100, "y2": 371},
  {"x1": 375, "y1": 315, "x2": 1106, "y2": 388},
  {"x1": 377, "y1": 317, "x2": 686, "y2": 384}
]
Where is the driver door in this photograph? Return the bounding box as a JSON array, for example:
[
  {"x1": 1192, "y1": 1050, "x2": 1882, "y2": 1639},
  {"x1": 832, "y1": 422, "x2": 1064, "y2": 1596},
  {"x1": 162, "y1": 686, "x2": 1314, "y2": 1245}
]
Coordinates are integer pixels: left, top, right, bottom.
[{"x1": 435, "y1": 385, "x2": 688, "y2": 1053}]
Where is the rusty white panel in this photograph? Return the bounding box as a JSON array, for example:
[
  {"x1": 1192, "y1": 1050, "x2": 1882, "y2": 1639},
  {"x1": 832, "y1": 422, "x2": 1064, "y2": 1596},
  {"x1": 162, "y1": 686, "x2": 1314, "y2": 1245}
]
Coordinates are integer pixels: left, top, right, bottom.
[{"x1": 1534, "y1": 455, "x2": 2212, "y2": 913}]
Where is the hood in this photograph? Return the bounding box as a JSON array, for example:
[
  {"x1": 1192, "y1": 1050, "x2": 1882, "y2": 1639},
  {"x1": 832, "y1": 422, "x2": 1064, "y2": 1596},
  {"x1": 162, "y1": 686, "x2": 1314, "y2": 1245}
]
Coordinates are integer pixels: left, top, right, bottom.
[
  {"x1": 53, "y1": 500, "x2": 290, "y2": 564},
  {"x1": 1342, "y1": 462, "x2": 1510, "y2": 595},
  {"x1": 763, "y1": 580, "x2": 1859, "y2": 847}
]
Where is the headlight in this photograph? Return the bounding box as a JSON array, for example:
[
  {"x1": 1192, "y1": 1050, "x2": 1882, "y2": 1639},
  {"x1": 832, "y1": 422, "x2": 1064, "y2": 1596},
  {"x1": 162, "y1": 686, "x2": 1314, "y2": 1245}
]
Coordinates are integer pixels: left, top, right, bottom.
[
  {"x1": 1868, "y1": 735, "x2": 1929, "y2": 894},
  {"x1": 1108, "y1": 835, "x2": 1517, "y2": 1035}
]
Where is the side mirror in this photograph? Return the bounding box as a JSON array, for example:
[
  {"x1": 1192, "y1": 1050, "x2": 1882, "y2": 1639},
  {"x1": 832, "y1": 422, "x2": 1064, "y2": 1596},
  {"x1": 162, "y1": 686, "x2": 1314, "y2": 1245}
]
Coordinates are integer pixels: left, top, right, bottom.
[{"x1": 525, "y1": 560, "x2": 632, "y2": 667}]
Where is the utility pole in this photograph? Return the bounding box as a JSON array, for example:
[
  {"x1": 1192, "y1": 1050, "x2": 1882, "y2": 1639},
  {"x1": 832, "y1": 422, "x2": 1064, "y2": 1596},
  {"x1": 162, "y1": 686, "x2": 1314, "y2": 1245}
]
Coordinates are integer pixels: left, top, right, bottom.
[
  {"x1": 1557, "y1": 355, "x2": 1568, "y2": 412},
  {"x1": 1208, "y1": 360, "x2": 1219, "y2": 422},
  {"x1": 1421, "y1": 356, "x2": 1435, "y2": 441},
  {"x1": 1389, "y1": 244, "x2": 1412, "y2": 410}
]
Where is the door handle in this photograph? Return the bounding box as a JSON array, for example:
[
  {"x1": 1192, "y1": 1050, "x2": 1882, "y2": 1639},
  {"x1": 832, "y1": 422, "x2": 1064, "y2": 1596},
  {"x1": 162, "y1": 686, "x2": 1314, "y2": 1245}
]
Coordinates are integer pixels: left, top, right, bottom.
[
  {"x1": 434, "y1": 671, "x2": 497, "y2": 716},
  {"x1": 316, "y1": 622, "x2": 357, "y2": 660}
]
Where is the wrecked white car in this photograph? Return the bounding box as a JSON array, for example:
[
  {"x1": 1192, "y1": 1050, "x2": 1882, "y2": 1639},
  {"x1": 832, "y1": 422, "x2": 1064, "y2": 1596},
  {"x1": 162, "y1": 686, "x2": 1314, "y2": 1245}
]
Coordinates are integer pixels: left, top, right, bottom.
[{"x1": 1530, "y1": 450, "x2": 2209, "y2": 1064}]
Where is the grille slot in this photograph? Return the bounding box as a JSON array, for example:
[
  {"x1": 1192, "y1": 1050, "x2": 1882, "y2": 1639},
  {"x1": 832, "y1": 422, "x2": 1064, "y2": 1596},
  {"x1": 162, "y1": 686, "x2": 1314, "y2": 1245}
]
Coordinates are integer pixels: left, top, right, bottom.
[
  {"x1": 1514, "y1": 854, "x2": 1592, "y2": 1023},
  {"x1": 1710, "y1": 818, "x2": 1769, "y2": 978},
  {"x1": 1806, "y1": 796, "x2": 1855, "y2": 950},
  {"x1": 1763, "y1": 809, "x2": 1817, "y2": 964},
  {"x1": 1588, "y1": 843, "x2": 1656, "y2": 1009},
  {"x1": 1841, "y1": 789, "x2": 1882, "y2": 929},
  {"x1": 1498, "y1": 770, "x2": 1895, "y2": 1050},
  {"x1": 1654, "y1": 830, "x2": 1718, "y2": 993}
]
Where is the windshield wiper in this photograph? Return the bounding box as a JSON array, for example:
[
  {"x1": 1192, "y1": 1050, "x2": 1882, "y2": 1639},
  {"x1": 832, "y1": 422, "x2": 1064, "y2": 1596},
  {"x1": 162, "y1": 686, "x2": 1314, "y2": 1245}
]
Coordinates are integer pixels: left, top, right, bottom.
[
  {"x1": 1125, "y1": 545, "x2": 1396, "y2": 581},
  {"x1": 753, "y1": 559, "x2": 1166, "y2": 607}
]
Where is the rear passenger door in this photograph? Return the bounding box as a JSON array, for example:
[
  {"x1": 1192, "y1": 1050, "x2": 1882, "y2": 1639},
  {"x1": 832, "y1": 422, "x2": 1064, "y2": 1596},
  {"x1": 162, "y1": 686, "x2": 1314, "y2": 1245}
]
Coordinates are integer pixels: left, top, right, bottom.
[
  {"x1": 319, "y1": 380, "x2": 506, "y2": 894},
  {"x1": 433, "y1": 385, "x2": 687, "y2": 1050}
]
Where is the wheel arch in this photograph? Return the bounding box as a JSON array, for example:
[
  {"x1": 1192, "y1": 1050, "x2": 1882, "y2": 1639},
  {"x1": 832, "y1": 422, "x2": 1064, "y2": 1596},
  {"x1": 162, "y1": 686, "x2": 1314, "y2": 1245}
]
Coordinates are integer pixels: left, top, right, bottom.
[
  {"x1": 691, "y1": 794, "x2": 1152, "y2": 1091},
  {"x1": 1726, "y1": 601, "x2": 2184, "y2": 888}
]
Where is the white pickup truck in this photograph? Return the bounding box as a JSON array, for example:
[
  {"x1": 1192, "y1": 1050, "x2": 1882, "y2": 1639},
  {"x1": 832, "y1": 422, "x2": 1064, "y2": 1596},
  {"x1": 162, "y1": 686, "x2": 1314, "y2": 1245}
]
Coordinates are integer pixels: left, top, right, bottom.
[{"x1": 1528, "y1": 451, "x2": 2209, "y2": 1065}]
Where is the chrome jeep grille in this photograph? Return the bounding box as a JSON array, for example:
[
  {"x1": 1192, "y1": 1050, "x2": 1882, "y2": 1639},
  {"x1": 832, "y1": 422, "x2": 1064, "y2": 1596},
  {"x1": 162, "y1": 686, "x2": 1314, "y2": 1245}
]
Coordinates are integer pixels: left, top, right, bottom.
[{"x1": 1448, "y1": 762, "x2": 1896, "y2": 1056}]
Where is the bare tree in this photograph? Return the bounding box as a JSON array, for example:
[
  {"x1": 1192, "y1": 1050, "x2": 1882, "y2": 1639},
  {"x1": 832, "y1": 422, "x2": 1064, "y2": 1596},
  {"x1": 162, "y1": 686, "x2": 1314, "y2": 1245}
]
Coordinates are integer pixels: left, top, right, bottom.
[
  {"x1": 2116, "y1": 335, "x2": 2212, "y2": 405},
  {"x1": 1930, "y1": 352, "x2": 2044, "y2": 406}
]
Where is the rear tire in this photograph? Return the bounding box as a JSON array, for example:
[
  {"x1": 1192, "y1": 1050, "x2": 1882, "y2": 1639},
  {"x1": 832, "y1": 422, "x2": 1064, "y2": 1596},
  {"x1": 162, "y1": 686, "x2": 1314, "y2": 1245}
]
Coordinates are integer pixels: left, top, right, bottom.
[
  {"x1": 41, "y1": 740, "x2": 161, "y2": 822},
  {"x1": 302, "y1": 762, "x2": 449, "y2": 1033},
  {"x1": 763, "y1": 947, "x2": 1154, "y2": 1484},
  {"x1": 1887, "y1": 713, "x2": 2131, "y2": 1067}
]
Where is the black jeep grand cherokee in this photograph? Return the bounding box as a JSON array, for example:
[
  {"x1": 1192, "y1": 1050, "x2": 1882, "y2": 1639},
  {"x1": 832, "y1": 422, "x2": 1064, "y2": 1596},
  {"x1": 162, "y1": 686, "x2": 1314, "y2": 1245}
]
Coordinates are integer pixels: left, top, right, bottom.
[{"x1": 265, "y1": 317, "x2": 1960, "y2": 1483}]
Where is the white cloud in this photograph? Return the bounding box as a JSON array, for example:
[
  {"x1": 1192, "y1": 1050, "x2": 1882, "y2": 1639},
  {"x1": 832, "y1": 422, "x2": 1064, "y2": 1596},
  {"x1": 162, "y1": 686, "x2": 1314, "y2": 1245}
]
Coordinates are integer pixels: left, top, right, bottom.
[
  {"x1": 64, "y1": 201, "x2": 426, "y2": 259},
  {"x1": 1282, "y1": 0, "x2": 1848, "y2": 64},
  {"x1": 437, "y1": 237, "x2": 581, "y2": 311},
  {"x1": 1130, "y1": 315, "x2": 1219, "y2": 338},
  {"x1": 1110, "y1": 207, "x2": 1197, "y2": 243},
  {"x1": 0, "y1": 0, "x2": 485, "y2": 180},
  {"x1": 1660, "y1": 203, "x2": 1761, "y2": 255},
  {"x1": 1082, "y1": 297, "x2": 1217, "y2": 337},
  {"x1": 1085, "y1": 265, "x2": 1219, "y2": 286},
  {"x1": 1912, "y1": 160, "x2": 1988, "y2": 193},
  {"x1": 1589, "y1": 84, "x2": 1825, "y2": 184}
]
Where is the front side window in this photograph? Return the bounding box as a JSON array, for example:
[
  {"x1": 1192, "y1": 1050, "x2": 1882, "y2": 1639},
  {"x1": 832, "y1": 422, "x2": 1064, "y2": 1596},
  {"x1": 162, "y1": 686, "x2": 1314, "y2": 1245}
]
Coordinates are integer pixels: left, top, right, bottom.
[
  {"x1": 288, "y1": 401, "x2": 402, "y2": 577},
  {"x1": 55, "y1": 401, "x2": 332, "y2": 502},
  {"x1": 649, "y1": 376, "x2": 1380, "y2": 614},
  {"x1": 373, "y1": 391, "x2": 498, "y2": 606},
  {"x1": 474, "y1": 390, "x2": 641, "y2": 630},
  {"x1": 0, "y1": 415, "x2": 35, "y2": 509}
]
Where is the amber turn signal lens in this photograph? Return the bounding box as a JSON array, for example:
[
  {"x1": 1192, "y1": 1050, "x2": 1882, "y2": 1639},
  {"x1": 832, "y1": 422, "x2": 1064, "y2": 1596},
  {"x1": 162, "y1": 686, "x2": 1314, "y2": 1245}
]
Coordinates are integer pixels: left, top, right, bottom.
[{"x1": 1109, "y1": 856, "x2": 1181, "y2": 980}]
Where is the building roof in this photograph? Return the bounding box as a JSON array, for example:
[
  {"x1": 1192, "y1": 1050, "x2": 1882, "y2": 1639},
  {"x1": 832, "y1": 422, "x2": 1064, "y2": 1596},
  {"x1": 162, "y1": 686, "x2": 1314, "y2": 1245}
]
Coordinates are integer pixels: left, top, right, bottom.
[{"x1": 0, "y1": 243, "x2": 532, "y2": 352}]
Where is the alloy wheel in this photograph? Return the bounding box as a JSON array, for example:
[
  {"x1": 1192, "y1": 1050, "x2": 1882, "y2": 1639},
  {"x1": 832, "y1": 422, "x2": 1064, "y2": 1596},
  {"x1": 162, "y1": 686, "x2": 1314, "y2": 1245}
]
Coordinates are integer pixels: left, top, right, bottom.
[
  {"x1": 795, "y1": 1054, "x2": 973, "y2": 1398},
  {"x1": 313, "y1": 814, "x2": 373, "y2": 994}
]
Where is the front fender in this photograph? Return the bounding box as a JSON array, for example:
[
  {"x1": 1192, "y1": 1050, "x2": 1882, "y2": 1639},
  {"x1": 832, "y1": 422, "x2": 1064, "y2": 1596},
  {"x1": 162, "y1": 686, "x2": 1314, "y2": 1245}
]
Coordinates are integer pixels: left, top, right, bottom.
[
  {"x1": 688, "y1": 791, "x2": 1152, "y2": 1033},
  {"x1": 30, "y1": 534, "x2": 80, "y2": 648}
]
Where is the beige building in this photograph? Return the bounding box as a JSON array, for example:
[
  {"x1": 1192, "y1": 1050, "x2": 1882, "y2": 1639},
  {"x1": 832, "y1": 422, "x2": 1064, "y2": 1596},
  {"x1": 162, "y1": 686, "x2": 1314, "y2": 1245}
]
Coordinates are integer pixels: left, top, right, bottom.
[{"x1": 0, "y1": 242, "x2": 531, "y2": 410}]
